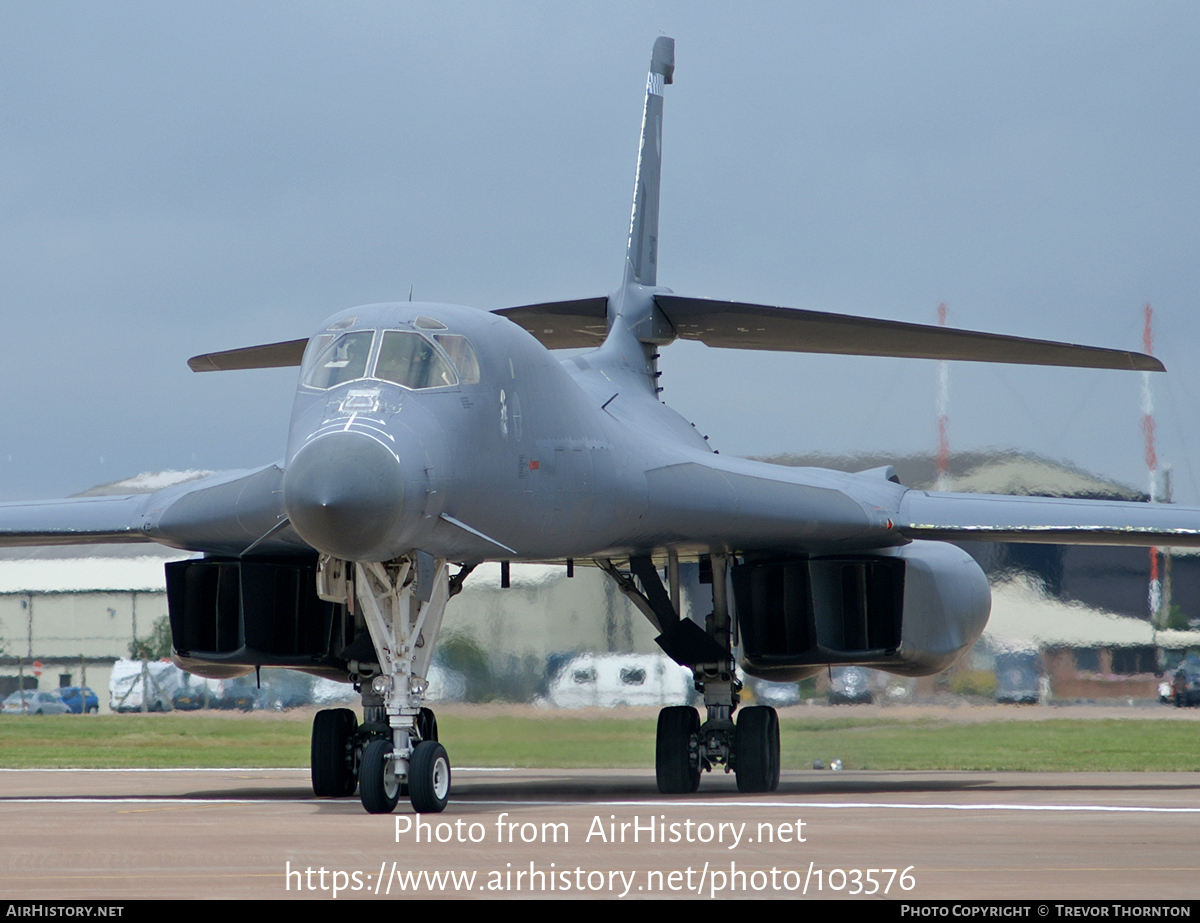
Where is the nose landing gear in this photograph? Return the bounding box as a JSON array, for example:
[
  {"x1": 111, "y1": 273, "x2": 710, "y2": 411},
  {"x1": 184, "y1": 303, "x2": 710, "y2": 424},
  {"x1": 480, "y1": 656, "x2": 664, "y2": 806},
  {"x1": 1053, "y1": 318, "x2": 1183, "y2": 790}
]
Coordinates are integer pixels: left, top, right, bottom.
[{"x1": 309, "y1": 553, "x2": 456, "y2": 814}]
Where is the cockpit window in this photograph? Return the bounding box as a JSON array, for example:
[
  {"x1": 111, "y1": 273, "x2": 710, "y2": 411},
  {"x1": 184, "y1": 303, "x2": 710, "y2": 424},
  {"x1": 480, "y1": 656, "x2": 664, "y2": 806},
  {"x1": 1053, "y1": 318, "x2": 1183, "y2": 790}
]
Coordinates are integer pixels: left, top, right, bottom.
[
  {"x1": 299, "y1": 334, "x2": 335, "y2": 381},
  {"x1": 300, "y1": 326, "x2": 479, "y2": 392},
  {"x1": 302, "y1": 330, "x2": 375, "y2": 389},
  {"x1": 374, "y1": 330, "x2": 458, "y2": 389},
  {"x1": 434, "y1": 334, "x2": 481, "y2": 385}
]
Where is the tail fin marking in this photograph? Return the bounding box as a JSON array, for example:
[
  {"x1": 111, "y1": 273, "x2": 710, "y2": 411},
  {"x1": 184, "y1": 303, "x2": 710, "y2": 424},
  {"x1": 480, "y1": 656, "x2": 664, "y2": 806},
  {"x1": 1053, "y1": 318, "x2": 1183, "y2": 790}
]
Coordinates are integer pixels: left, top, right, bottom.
[{"x1": 625, "y1": 36, "x2": 675, "y2": 289}]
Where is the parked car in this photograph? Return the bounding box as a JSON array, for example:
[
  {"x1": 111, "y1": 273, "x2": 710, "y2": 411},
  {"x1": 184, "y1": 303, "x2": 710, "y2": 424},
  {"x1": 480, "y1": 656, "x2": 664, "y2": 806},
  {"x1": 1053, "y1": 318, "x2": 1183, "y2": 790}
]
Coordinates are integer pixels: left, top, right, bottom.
[
  {"x1": 261, "y1": 671, "x2": 305, "y2": 710},
  {"x1": 1172, "y1": 658, "x2": 1200, "y2": 707},
  {"x1": 172, "y1": 670, "x2": 319, "y2": 711},
  {"x1": 828, "y1": 667, "x2": 874, "y2": 705},
  {"x1": 995, "y1": 649, "x2": 1042, "y2": 705},
  {"x1": 172, "y1": 674, "x2": 208, "y2": 711},
  {"x1": 205, "y1": 675, "x2": 263, "y2": 711},
  {"x1": 2, "y1": 690, "x2": 71, "y2": 715},
  {"x1": 747, "y1": 678, "x2": 802, "y2": 707},
  {"x1": 56, "y1": 686, "x2": 99, "y2": 714}
]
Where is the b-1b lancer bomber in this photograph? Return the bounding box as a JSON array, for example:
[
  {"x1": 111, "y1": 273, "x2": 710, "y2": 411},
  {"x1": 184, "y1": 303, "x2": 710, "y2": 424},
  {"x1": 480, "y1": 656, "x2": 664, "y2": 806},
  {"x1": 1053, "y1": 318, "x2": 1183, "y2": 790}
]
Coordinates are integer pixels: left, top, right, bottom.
[{"x1": 4, "y1": 38, "x2": 1197, "y2": 813}]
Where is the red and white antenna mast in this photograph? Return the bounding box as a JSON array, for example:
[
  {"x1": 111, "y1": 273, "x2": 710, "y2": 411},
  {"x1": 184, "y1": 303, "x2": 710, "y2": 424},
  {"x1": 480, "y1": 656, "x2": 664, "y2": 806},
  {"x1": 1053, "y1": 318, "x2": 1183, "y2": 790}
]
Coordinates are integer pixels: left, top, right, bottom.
[
  {"x1": 1143, "y1": 303, "x2": 1161, "y2": 621},
  {"x1": 935, "y1": 302, "x2": 950, "y2": 491}
]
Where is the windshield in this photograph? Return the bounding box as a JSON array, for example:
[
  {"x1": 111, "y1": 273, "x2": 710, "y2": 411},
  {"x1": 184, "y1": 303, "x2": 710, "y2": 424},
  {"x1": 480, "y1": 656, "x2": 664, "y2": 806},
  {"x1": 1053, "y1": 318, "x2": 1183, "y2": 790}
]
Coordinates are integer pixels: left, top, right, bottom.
[
  {"x1": 300, "y1": 326, "x2": 481, "y2": 391},
  {"x1": 302, "y1": 331, "x2": 376, "y2": 389},
  {"x1": 375, "y1": 330, "x2": 458, "y2": 389},
  {"x1": 433, "y1": 334, "x2": 481, "y2": 385}
]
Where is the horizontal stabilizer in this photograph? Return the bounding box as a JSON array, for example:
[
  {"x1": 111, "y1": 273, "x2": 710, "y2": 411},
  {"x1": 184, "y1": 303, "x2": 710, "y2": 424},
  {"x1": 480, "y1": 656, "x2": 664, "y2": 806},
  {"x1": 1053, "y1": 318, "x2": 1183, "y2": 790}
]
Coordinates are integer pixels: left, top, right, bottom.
[
  {"x1": 493, "y1": 297, "x2": 609, "y2": 349},
  {"x1": 654, "y1": 295, "x2": 1163, "y2": 372},
  {"x1": 188, "y1": 338, "x2": 308, "y2": 373}
]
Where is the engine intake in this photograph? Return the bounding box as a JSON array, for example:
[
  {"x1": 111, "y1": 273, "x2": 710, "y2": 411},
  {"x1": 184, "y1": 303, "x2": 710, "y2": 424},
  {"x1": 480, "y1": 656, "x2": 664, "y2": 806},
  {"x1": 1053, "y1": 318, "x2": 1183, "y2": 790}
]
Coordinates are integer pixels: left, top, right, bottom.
[
  {"x1": 733, "y1": 541, "x2": 990, "y2": 681},
  {"x1": 165, "y1": 555, "x2": 354, "y2": 679}
]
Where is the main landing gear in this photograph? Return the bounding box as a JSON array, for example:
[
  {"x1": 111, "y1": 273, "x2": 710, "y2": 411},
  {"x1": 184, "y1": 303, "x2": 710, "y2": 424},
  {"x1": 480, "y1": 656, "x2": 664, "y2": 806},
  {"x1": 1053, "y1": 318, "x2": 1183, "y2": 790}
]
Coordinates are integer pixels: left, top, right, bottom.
[
  {"x1": 601, "y1": 552, "x2": 782, "y2": 796},
  {"x1": 653, "y1": 683, "x2": 780, "y2": 794},
  {"x1": 309, "y1": 553, "x2": 458, "y2": 814},
  {"x1": 311, "y1": 707, "x2": 358, "y2": 797}
]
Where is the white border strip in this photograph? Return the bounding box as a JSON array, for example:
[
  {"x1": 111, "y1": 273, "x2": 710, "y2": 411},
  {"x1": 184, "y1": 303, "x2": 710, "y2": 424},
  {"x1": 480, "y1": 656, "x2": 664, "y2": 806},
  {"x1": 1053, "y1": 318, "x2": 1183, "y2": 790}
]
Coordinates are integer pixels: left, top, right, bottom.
[
  {"x1": 0, "y1": 766, "x2": 518, "y2": 773},
  {"x1": 465, "y1": 799, "x2": 1200, "y2": 815},
  {"x1": 3, "y1": 797, "x2": 1197, "y2": 813}
]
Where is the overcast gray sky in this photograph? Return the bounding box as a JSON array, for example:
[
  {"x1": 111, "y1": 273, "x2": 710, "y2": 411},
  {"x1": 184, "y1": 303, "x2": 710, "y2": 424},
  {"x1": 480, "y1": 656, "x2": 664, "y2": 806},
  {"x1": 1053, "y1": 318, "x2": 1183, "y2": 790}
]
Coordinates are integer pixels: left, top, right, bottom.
[{"x1": 2, "y1": 2, "x2": 1198, "y2": 503}]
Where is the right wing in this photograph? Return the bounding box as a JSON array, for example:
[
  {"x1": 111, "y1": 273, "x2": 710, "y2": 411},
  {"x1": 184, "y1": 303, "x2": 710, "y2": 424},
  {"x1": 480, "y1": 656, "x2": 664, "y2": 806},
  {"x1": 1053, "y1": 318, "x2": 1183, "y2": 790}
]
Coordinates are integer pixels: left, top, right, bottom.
[
  {"x1": 188, "y1": 338, "x2": 308, "y2": 372},
  {"x1": 0, "y1": 465, "x2": 311, "y2": 557},
  {"x1": 0, "y1": 494, "x2": 156, "y2": 547},
  {"x1": 897, "y1": 489, "x2": 1200, "y2": 547}
]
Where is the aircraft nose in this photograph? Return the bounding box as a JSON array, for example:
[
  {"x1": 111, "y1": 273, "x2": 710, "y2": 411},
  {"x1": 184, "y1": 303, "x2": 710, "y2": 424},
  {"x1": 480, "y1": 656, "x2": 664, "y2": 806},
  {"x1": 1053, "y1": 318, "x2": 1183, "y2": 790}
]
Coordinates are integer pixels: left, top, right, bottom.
[{"x1": 282, "y1": 433, "x2": 406, "y2": 561}]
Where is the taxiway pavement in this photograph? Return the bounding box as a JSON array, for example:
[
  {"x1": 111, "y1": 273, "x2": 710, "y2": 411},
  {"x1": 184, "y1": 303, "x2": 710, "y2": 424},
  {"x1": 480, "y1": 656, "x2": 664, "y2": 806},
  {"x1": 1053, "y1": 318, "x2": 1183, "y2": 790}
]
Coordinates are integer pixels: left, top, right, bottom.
[{"x1": 2, "y1": 766, "x2": 1197, "y2": 900}]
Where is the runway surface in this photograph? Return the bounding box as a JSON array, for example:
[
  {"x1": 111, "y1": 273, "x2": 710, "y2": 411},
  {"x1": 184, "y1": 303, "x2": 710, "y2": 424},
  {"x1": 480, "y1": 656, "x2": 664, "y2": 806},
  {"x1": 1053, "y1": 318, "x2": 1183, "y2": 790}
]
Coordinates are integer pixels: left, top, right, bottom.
[{"x1": 2, "y1": 766, "x2": 1197, "y2": 900}]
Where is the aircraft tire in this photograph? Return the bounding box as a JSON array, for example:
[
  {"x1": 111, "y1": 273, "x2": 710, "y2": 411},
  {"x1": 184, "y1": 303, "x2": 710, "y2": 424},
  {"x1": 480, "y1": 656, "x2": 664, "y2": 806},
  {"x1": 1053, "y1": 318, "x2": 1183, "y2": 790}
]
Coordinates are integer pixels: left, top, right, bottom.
[
  {"x1": 311, "y1": 708, "x2": 358, "y2": 797},
  {"x1": 735, "y1": 706, "x2": 780, "y2": 793},
  {"x1": 390, "y1": 709, "x2": 440, "y2": 798},
  {"x1": 408, "y1": 741, "x2": 451, "y2": 813},
  {"x1": 417, "y1": 706, "x2": 438, "y2": 742},
  {"x1": 656, "y1": 706, "x2": 700, "y2": 794},
  {"x1": 361, "y1": 739, "x2": 401, "y2": 813}
]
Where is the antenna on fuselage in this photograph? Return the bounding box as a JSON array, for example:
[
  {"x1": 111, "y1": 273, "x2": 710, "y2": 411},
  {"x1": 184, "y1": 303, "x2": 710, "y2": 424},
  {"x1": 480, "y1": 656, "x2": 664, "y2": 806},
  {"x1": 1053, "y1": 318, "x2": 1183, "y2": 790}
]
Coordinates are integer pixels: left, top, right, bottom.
[{"x1": 409, "y1": 285, "x2": 413, "y2": 302}]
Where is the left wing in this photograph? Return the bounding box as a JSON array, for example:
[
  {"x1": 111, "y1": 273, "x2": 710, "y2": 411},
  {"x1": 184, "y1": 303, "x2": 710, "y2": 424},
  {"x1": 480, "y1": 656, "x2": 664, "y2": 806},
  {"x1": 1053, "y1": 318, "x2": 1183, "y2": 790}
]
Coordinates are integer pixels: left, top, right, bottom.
[
  {"x1": 654, "y1": 295, "x2": 1162, "y2": 371},
  {"x1": 495, "y1": 294, "x2": 1161, "y2": 371},
  {"x1": 492, "y1": 297, "x2": 609, "y2": 348}
]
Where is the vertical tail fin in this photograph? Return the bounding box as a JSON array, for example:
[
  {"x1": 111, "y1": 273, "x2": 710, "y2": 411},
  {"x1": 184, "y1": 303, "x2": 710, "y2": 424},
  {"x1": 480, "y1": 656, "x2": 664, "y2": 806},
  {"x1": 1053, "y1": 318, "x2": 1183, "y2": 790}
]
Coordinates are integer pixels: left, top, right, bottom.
[{"x1": 624, "y1": 37, "x2": 674, "y2": 288}]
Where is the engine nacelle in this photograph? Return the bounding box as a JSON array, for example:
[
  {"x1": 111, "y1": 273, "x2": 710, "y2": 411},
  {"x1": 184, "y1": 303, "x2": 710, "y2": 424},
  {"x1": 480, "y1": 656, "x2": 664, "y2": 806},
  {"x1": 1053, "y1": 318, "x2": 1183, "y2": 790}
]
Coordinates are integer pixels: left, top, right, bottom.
[{"x1": 733, "y1": 541, "x2": 990, "y2": 682}]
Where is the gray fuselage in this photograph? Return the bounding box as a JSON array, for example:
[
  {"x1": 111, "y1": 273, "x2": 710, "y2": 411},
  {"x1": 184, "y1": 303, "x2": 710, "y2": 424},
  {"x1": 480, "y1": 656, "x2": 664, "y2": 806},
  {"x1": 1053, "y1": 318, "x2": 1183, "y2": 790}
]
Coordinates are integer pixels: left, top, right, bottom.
[{"x1": 280, "y1": 300, "x2": 900, "y2": 566}]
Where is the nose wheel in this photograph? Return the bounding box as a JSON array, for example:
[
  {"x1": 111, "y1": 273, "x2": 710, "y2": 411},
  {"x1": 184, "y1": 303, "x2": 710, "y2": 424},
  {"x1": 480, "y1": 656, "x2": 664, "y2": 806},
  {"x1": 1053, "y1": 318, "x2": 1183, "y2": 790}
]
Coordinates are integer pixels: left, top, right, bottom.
[
  {"x1": 361, "y1": 739, "x2": 401, "y2": 814},
  {"x1": 358, "y1": 719, "x2": 450, "y2": 814},
  {"x1": 408, "y1": 740, "x2": 452, "y2": 813}
]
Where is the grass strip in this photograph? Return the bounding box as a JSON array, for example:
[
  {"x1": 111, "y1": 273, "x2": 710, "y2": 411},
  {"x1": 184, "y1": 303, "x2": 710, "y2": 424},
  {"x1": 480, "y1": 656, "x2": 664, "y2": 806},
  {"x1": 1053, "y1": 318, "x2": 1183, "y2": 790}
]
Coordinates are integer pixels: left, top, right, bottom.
[{"x1": 1, "y1": 713, "x2": 1198, "y2": 772}]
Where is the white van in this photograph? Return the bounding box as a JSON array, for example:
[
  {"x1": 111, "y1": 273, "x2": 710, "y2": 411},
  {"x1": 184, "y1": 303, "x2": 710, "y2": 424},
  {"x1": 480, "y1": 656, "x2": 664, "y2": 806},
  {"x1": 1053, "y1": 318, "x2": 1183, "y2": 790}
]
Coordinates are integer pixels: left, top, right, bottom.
[
  {"x1": 545, "y1": 653, "x2": 692, "y2": 709},
  {"x1": 109, "y1": 659, "x2": 183, "y2": 712}
]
